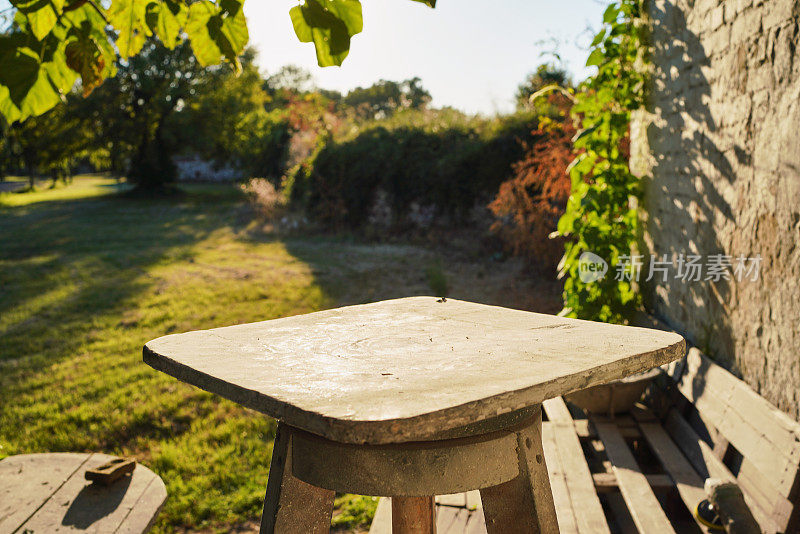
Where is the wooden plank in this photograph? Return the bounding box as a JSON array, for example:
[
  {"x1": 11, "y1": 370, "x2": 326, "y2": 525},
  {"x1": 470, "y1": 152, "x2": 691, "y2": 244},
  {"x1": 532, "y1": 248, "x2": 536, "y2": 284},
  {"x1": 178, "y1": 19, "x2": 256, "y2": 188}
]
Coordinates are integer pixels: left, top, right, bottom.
[
  {"x1": 594, "y1": 422, "x2": 676, "y2": 533},
  {"x1": 392, "y1": 496, "x2": 436, "y2": 534},
  {"x1": 543, "y1": 397, "x2": 573, "y2": 423},
  {"x1": 592, "y1": 472, "x2": 673, "y2": 493},
  {"x1": 114, "y1": 475, "x2": 167, "y2": 534},
  {"x1": 605, "y1": 492, "x2": 638, "y2": 534},
  {"x1": 480, "y1": 410, "x2": 558, "y2": 534},
  {"x1": 541, "y1": 398, "x2": 610, "y2": 534},
  {"x1": 17, "y1": 454, "x2": 166, "y2": 533},
  {"x1": 637, "y1": 421, "x2": 707, "y2": 529},
  {"x1": 260, "y1": 424, "x2": 334, "y2": 534},
  {"x1": 684, "y1": 400, "x2": 795, "y2": 529},
  {"x1": 369, "y1": 498, "x2": 392, "y2": 534},
  {"x1": 0, "y1": 453, "x2": 91, "y2": 532},
  {"x1": 541, "y1": 423, "x2": 579, "y2": 534},
  {"x1": 574, "y1": 419, "x2": 641, "y2": 440},
  {"x1": 663, "y1": 408, "x2": 782, "y2": 533},
  {"x1": 675, "y1": 348, "x2": 800, "y2": 498}
]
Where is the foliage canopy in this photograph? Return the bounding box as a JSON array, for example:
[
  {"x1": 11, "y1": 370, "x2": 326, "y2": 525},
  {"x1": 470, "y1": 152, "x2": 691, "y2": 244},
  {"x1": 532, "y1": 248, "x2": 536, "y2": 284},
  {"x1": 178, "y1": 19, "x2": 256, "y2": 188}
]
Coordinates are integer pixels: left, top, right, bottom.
[{"x1": 0, "y1": 0, "x2": 436, "y2": 124}]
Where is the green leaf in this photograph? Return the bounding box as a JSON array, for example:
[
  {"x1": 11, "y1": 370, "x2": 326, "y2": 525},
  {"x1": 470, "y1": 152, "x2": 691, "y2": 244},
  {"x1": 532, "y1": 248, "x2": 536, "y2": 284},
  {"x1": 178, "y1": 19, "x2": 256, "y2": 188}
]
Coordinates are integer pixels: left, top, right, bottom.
[
  {"x1": 590, "y1": 28, "x2": 606, "y2": 47},
  {"x1": 27, "y1": 3, "x2": 59, "y2": 40},
  {"x1": 289, "y1": 0, "x2": 363, "y2": 67},
  {"x1": 218, "y1": 5, "x2": 248, "y2": 64},
  {"x1": 602, "y1": 4, "x2": 619, "y2": 23},
  {"x1": 185, "y1": 1, "x2": 223, "y2": 66},
  {"x1": 585, "y1": 48, "x2": 604, "y2": 67},
  {"x1": 0, "y1": 42, "x2": 62, "y2": 122},
  {"x1": 145, "y1": 0, "x2": 186, "y2": 50},
  {"x1": 411, "y1": 0, "x2": 436, "y2": 6},
  {"x1": 185, "y1": 0, "x2": 248, "y2": 69},
  {"x1": 109, "y1": 0, "x2": 151, "y2": 59}
]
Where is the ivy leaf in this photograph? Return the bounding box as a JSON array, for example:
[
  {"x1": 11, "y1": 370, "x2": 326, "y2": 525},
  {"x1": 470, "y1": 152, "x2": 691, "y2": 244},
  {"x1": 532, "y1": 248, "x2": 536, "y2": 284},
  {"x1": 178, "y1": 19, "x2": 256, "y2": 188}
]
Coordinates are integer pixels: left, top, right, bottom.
[
  {"x1": 590, "y1": 28, "x2": 606, "y2": 47},
  {"x1": 585, "y1": 48, "x2": 604, "y2": 67},
  {"x1": 289, "y1": 0, "x2": 363, "y2": 67},
  {"x1": 411, "y1": 0, "x2": 436, "y2": 6},
  {"x1": 109, "y1": 0, "x2": 151, "y2": 59},
  {"x1": 26, "y1": 4, "x2": 59, "y2": 40},
  {"x1": 602, "y1": 4, "x2": 619, "y2": 23}
]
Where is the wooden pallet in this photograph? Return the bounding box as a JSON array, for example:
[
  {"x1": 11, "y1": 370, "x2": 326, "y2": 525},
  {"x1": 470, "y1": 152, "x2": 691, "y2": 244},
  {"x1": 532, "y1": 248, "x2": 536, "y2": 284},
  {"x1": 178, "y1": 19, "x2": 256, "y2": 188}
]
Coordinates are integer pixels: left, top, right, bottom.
[{"x1": 370, "y1": 348, "x2": 800, "y2": 533}]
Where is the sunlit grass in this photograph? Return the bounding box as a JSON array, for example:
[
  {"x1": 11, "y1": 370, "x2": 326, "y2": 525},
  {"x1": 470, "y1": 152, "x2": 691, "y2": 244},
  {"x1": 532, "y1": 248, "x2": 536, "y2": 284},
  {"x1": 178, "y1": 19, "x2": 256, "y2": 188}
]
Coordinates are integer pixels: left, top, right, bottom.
[
  {"x1": 0, "y1": 175, "x2": 558, "y2": 532},
  {"x1": 0, "y1": 176, "x2": 340, "y2": 532}
]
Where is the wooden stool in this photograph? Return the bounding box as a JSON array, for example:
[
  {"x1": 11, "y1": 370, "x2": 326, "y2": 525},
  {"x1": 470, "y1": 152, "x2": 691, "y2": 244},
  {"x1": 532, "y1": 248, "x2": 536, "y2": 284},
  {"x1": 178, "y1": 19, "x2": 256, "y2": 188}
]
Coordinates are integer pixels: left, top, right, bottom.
[
  {"x1": 144, "y1": 297, "x2": 684, "y2": 533},
  {"x1": 0, "y1": 452, "x2": 166, "y2": 533},
  {"x1": 263, "y1": 407, "x2": 554, "y2": 533}
]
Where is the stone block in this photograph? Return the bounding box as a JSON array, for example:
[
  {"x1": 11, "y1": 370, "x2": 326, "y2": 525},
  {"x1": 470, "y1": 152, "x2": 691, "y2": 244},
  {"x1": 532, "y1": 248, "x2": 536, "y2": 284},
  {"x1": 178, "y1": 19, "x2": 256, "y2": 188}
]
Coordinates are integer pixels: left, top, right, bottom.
[{"x1": 730, "y1": 7, "x2": 763, "y2": 44}]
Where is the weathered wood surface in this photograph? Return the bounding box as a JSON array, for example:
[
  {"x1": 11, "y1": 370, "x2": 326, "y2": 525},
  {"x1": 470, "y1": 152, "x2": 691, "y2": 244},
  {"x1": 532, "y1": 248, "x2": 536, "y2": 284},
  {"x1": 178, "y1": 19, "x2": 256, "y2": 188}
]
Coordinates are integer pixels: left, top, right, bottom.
[
  {"x1": 674, "y1": 348, "x2": 800, "y2": 499},
  {"x1": 479, "y1": 409, "x2": 558, "y2": 534},
  {"x1": 370, "y1": 494, "x2": 485, "y2": 534},
  {"x1": 391, "y1": 497, "x2": 436, "y2": 534},
  {"x1": 594, "y1": 422, "x2": 676, "y2": 533},
  {"x1": 260, "y1": 423, "x2": 334, "y2": 534},
  {"x1": 144, "y1": 297, "x2": 684, "y2": 444},
  {"x1": 542, "y1": 398, "x2": 610, "y2": 533},
  {"x1": 657, "y1": 346, "x2": 800, "y2": 533},
  {"x1": 637, "y1": 421, "x2": 707, "y2": 524},
  {"x1": 663, "y1": 407, "x2": 785, "y2": 533},
  {"x1": 0, "y1": 453, "x2": 166, "y2": 534}
]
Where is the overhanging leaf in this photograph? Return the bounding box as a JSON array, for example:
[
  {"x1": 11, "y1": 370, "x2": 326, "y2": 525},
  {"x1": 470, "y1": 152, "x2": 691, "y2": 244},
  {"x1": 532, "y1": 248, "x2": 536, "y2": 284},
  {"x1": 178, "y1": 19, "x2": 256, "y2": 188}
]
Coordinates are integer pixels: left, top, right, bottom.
[
  {"x1": 0, "y1": 43, "x2": 62, "y2": 121},
  {"x1": 146, "y1": 0, "x2": 187, "y2": 50},
  {"x1": 185, "y1": 1, "x2": 222, "y2": 66},
  {"x1": 65, "y1": 33, "x2": 104, "y2": 96},
  {"x1": 109, "y1": 0, "x2": 151, "y2": 59},
  {"x1": 289, "y1": 0, "x2": 362, "y2": 67}
]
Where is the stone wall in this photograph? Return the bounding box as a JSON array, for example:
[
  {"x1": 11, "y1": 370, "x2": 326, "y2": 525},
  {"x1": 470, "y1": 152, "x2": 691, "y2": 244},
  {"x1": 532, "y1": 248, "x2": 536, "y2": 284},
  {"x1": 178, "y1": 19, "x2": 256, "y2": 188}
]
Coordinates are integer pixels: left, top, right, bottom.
[{"x1": 634, "y1": 0, "x2": 800, "y2": 419}]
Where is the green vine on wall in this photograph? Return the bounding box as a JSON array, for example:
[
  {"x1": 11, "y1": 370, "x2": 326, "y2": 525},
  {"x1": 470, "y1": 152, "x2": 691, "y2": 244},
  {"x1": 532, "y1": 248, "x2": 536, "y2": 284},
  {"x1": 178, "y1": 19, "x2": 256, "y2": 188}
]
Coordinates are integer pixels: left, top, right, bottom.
[{"x1": 555, "y1": 0, "x2": 648, "y2": 323}]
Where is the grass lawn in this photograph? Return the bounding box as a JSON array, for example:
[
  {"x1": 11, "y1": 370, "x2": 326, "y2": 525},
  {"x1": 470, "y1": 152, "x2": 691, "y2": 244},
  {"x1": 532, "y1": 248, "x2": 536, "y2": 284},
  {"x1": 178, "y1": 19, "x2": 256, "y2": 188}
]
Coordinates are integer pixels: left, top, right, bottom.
[{"x1": 0, "y1": 175, "x2": 560, "y2": 532}]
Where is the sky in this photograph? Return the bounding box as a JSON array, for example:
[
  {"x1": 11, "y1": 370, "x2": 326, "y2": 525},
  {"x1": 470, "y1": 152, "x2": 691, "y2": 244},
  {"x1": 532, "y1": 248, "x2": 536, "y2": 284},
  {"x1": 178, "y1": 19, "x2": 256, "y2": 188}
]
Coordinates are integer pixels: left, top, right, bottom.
[{"x1": 243, "y1": 0, "x2": 612, "y2": 115}]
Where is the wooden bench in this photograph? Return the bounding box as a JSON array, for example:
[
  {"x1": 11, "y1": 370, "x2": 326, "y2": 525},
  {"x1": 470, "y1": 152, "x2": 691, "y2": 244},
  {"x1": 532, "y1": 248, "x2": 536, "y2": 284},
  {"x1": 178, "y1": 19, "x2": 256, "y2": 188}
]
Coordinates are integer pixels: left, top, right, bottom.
[
  {"x1": 0, "y1": 452, "x2": 167, "y2": 534},
  {"x1": 370, "y1": 347, "x2": 800, "y2": 533}
]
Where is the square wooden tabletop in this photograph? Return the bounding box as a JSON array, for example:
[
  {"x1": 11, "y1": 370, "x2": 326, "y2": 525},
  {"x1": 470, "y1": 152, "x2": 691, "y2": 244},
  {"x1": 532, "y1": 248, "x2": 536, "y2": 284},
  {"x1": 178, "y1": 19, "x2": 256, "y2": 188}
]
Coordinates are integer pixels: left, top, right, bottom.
[{"x1": 144, "y1": 297, "x2": 684, "y2": 444}]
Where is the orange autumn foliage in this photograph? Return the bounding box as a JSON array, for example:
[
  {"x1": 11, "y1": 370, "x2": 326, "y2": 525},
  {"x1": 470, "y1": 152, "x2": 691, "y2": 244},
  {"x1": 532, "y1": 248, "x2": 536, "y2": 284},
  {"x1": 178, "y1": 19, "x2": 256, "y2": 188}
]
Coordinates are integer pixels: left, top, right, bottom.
[{"x1": 489, "y1": 95, "x2": 574, "y2": 272}]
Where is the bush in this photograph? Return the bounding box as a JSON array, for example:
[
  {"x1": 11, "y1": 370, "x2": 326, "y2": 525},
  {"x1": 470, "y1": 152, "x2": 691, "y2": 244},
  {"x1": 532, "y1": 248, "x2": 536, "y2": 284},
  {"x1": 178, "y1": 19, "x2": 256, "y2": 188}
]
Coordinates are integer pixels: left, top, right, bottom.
[
  {"x1": 241, "y1": 178, "x2": 286, "y2": 219},
  {"x1": 287, "y1": 109, "x2": 538, "y2": 229},
  {"x1": 489, "y1": 96, "x2": 574, "y2": 271}
]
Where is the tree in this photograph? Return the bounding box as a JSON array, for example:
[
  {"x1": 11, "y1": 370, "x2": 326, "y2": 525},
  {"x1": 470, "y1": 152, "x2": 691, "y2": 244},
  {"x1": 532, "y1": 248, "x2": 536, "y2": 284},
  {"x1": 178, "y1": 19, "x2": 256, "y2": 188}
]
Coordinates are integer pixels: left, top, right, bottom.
[
  {"x1": 174, "y1": 48, "x2": 293, "y2": 179},
  {"x1": 3, "y1": 96, "x2": 93, "y2": 188},
  {"x1": 88, "y1": 39, "x2": 206, "y2": 191},
  {"x1": 0, "y1": 0, "x2": 437, "y2": 126},
  {"x1": 516, "y1": 64, "x2": 571, "y2": 110},
  {"x1": 343, "y1": 77, "x2": 431, "y2": 120}
]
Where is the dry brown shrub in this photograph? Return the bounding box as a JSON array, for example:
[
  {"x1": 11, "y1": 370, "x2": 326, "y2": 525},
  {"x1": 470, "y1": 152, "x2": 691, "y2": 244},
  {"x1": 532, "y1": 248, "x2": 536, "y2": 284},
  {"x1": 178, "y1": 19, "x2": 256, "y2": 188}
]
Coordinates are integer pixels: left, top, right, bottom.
[
  {"x1": 489, "y1": 95, "x2": 574, "y2": 271},
  {"x1": 241, "y1": 178, "x2": 286, "y2": 220}
]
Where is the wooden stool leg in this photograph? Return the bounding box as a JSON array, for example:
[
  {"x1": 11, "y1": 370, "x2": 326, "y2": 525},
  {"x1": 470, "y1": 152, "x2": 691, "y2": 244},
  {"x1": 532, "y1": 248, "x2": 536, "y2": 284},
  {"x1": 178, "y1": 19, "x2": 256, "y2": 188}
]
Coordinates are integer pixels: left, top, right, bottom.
[
  {"x1": 391, "y1": 496, "x2": 436, "y2": 534},
  {"x1": 479, "y1": 408, "x2": 558, "y2": 534},
  {"x1": 260, "y1": 423, "x2": 335, "y2": 533}
]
